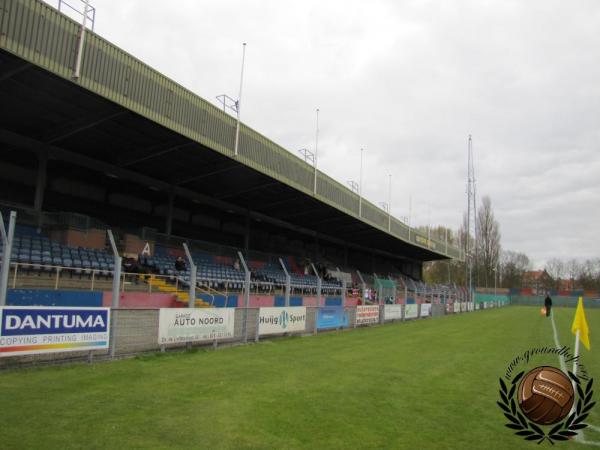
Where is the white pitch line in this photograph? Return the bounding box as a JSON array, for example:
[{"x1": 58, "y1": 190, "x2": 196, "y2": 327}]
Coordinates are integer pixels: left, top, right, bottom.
[
  {"x1": 550, "y1": 314, "x2": 600, "y2": 446},
  {"x1": 550, "y1": 314, "x2": 568, "y2": 373},
  {"x1": 590, "y1": 424, "x2": 600, "y2": 433}
]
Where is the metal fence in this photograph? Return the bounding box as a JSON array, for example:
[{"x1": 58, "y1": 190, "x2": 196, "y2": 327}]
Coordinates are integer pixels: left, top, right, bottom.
[
  {"x1": 0, "y1": 301, "x2": 499, "y2": 369},
  {"x1": 5, "y1": 261, "x2": 350, "y2": 299}
]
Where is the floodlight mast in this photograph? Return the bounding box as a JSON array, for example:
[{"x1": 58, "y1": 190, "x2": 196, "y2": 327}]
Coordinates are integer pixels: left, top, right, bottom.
[
  {"x1": 298, "y1": 148, "x2": 314, "y2": 164},
  {"x1": 72, "y1": 0, "x2": 95, "y2": 79},
  {"x1": 387, "y1": 174, "x2": 392, "y2": 232},
  {"x1": 359, "y1": 148, "x2": 364, "y2": 217},
  {"x1": 216, "y1": 94, "x2": 238, "y2": 114},
  {"x1": 346, "y1": 180, "x2": 359, "y2": 193},
  {"x1": 466, "y1": 135, "x2": 477, "y2": 304},
  {"x1": 233, "y1": 43, "x2": 247, "y2": 157},
  {"x1": 313, "y1": 108, "x2": 319, "y2": 194}
]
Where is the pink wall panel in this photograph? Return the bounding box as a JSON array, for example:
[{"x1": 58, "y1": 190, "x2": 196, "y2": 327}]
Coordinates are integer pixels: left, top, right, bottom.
[
  {"x1": 248, "y1": 296, "x2": 275, "y2": 307},
  {"x1": 102, "y1": 292, "x2": 179, "y2": 308}
]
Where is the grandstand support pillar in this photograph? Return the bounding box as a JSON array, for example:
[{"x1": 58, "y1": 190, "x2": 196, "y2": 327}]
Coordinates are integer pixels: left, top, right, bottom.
[
  {"x1": 0, "y1": 211, "x2": 16, "y2": 306},
  {"x1": 238, "y1": 251, "x2": 251, "y2": 343},
  {"x1": 342, "y1": 280, "x2": 347, "y2": 307},
  {"x1": 244, "y1": 211, "x2": 250, "y2": 258},
  {"x1": 310, "y1": 263, "x2": 322, "y2": 307},
  {"x1": 183, "y1": 243, "x2": 196, "y2": 308},
  {"x1": 33, "y1": 150, "x2": 47, "y2": 231},
  {"x1": 165, "y1": 189, "x2": 175, "y2": 237},
  {"x1": 279, "y1": 258, "x2": 291, "y2": 307},
  {"x1": 107, "y1": 229, "x2": 121, "y2": 358},
  {"x1": 356, "y1": 270, "x2": 366, "y2": 303},
  {"x1": 107, "y1": 230, "x2": 121, "y2": 308}
]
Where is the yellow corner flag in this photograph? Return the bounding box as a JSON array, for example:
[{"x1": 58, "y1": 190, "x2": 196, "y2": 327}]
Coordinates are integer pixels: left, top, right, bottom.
[{"x1": 571, "y1": 297, "x2": 590, "y2": 350}]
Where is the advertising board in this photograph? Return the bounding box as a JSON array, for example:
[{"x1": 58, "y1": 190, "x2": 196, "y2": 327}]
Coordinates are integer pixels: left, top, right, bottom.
[
  {"x1": 259, "y1": 307, "x2": 306, "y2": 335},
  {"x1": 0, "y1": 306, "x2": 110, "y2": 357},
  {"x1": 158, "y1": 308, "x2": 235, "y2": 344}
]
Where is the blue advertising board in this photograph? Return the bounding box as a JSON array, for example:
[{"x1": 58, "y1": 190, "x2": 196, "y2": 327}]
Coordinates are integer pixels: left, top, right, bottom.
[
  {"x1": 317, "y1": 306, "x2": 349, "y2": 330},
  {"x1": 0, "y1": 307, "x2": 110, "y2": 357}
]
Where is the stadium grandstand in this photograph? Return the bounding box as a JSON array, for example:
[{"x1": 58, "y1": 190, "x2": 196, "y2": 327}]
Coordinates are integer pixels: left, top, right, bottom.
[{"x1": 0, "y1": 0, "x2": 466, "y2": 310}]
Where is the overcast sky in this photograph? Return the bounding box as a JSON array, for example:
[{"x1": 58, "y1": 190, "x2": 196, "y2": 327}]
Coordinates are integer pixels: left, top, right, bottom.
[{"x1": 48, "y1": 0, "x2": 600, "y2": 268}]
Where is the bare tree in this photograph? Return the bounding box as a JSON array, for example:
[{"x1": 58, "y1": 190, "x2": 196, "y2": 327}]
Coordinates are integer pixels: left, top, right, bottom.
[
  {"x1": 476, "y1": 196, "x2": 501, "y2": 287},
  {"x1": 545, "y1": 258, "x2": 565, "y2": 289},
  {"x1": 577, "y1": 259, "x2": 598, "y2": 290},
  {"x1": 500, "y1": 250, "x2": 531, "y2": 288},
  {"x1": 566, "y1": 259, "x2": 580, "y2": 290}
]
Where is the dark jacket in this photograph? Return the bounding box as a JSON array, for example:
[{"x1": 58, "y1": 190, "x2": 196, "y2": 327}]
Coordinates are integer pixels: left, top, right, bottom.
[{"x1": 544, "y1": 296, "x2": 552, "y2": 307}]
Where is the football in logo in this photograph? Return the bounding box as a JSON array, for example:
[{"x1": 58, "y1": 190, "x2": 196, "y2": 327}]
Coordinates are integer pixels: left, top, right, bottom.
[{"x1": 518, "y1": 366, "x2": 574, "y2": 425}]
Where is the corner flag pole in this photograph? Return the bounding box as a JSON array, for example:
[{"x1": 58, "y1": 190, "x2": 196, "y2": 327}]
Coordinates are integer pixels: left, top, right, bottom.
[
  {"x1": 573, "y1": 328, "x2": 580, "y2": 376},
  {"x1": 571, "y1": 296, "x2": 591, "y2": 376}
]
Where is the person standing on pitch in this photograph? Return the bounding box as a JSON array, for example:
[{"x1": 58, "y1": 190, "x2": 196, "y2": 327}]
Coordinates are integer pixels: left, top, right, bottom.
[{"x1": 544, "y1": 293, "x2": 552, "y2": 317}]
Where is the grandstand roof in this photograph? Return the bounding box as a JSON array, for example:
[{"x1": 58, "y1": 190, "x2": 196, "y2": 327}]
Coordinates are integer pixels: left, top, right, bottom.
[{"x1": 0, "y1": 0, "x2": 463, "y2": 262}]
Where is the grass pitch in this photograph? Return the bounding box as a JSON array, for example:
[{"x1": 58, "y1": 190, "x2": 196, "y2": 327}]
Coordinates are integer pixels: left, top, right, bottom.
[{"x1": 1, "y1": 306, "x2": 599, "y2": 449}]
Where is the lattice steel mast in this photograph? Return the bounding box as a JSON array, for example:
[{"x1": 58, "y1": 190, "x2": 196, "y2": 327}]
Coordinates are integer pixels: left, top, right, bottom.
[{"x1": 466, "y1": 135, "x2": 477, "y2": 302}]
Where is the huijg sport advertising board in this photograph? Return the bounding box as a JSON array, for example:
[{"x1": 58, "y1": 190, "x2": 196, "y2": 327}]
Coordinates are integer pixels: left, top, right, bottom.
[
  {"x1": 158, "y1": 308, "x2": 235, "y2": 344},
  {"x1": 258, "y1": 307, "x2": 306, "y2": 335},
  {"x1": 404, "y1": 304, "x2": 418, "y2": 319},
  {"x1": 0, "y1": 306, "x2": 110, "y2": 357},
  {"x1": 384, "y1": 304, "x2": 402, "y2": 320},
  {"x1": 420, "y1": 303, "x2": 431, "y2": 317},
  {"x1": 356, "y1": 305, "x2": 380, "y2": 325}
]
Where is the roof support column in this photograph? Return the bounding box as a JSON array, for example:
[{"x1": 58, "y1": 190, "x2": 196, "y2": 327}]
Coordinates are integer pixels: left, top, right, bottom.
[
  {"x1": 310, "y1": 263, "x2": 322, "y2": 307},
  {"x1": 183, "y1": 243, "x2": 196, "y2": 308},
  {"x1": 0, "y1": 211, "x2": 16, "y2": 306},
  {"x1": 237, "y1": 251, "x2": 251, "y2": 343},
  {"x1": 165, "y1": 189, "x2": 175, "y2": 237},
  {"x1": 33, "y1": 149, "x2": 47, "y2": 231},
  {"x1": 279, "y1": 258, "x2": 291, "y2": 307},
  {"x1": 356, "y1": 270, "x2": 366, "y2": 303},
  {"x1": 244, "y1": 210, "x2": 250, "y2": 258}
]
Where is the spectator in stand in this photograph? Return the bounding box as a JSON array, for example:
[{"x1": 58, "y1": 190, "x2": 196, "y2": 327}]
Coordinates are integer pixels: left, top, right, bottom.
[
  {"x1": 233, "y1": 258, "x2": 240, "y2": 271},
  {"x1": 122, "y1": 257, "x2": 138, "y2": 273},
  {"x1": 175, "y1": 256, "x2": 186, "y2": 272}
]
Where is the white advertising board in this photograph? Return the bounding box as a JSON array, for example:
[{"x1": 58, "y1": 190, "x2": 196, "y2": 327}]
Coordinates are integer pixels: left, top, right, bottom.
[
  {"x1": 356, "y1": 305, "x2": 380, "y2": 325},
  {"x1": 158, "y1": 308, "x2": 235, "y2": 344},
  {"x1": 259, "y1": 307, "x2": 306, "y2": 335},
  {"x1": 384, "y1": 304, "x2": 403, "y2": 321},
  {"x1": 405, "y1": 304, "x2": 418, "y2": 319},
  {"x1": 420, "y1": 303, "x2": 431, "y2": 317}
]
